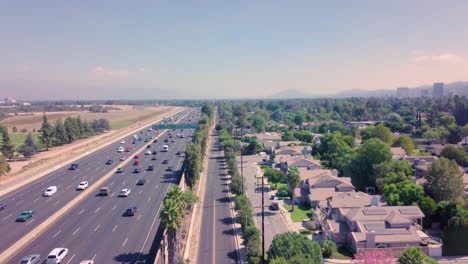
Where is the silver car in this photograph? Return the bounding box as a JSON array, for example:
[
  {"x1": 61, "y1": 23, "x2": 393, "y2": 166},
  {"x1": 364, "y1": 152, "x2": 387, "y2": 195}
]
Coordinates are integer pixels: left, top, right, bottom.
[{"x1": 19, "y1": 254, "x2": 40, "y2": 264}]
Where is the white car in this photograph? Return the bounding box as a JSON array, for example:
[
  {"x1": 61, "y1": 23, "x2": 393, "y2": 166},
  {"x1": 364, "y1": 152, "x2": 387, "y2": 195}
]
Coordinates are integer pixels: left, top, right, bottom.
[
  {"x1": 120, "y1": 156, "x2": 126, "y2": 161},
  {"x1": 120, "y1": 140, "x2": 125, "y2": 144},
  {"x1": 119, "y1": 189, "x2": 131, "y2": 197},
  {"x1": 76, "y1": 181, "x2": 89, "y2": 190},
  {"x1": 148, "y1": 128, "x2": 152, "y2": 131},
  {"x1": 117, "y1": 146, "x2": 124, "y2": 153},
  {"x1": 46, "y1": 248, "x2": 68, "y2": 264},
  {"x1": 79, "y1": 261, "x2": 94, "y2": 264},
  {"x1": 145, "y1": 150, "x2": 151, "y2": 155},
  {"x1": 43, "y1": 186, "x2": 57, "y2": 197}
]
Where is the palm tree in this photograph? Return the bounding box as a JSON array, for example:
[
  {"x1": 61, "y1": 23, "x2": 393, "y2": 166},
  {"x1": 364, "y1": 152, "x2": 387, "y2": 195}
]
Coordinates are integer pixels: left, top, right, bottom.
[
  {"x1": 287, "y1": 166, "x2": 301, "y2": 212},
  {"x1": 160, "y1": 197, "x2": 184, "y2": 264},
  {"x1": 398, "y1": 247, "x2": 425, "y2": 264}
]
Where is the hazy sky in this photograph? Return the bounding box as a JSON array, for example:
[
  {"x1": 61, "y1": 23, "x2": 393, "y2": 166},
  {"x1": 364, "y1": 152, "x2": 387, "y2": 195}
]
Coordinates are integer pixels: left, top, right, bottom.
[{"x1": 1, "y1": 1, "x2": 468, "y2": 100}]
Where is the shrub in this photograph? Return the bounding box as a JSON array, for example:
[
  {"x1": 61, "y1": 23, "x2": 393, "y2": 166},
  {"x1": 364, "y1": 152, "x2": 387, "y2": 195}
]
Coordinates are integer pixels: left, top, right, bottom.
[
  {"x1": 321, "y1": 240, "x2": 337, "y2": 258},
  {"x1": 305, "y1": 220, "x2": 317, "y2": 231}
]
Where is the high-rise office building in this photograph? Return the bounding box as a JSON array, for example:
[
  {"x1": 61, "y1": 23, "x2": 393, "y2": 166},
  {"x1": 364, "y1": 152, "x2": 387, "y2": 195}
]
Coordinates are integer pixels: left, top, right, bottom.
[
  {"x1": 396, "y1": 87, "x2": 409, "y2": 98},
  {"x1": 433, "y1": 82, "x2": 444, "y2": 98}
]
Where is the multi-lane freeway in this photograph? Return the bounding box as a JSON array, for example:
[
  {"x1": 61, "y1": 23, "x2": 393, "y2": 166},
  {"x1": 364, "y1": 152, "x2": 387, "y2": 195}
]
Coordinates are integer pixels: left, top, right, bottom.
[{"x1": 0, "y1": 107, "x2": 200, "y2": 264}]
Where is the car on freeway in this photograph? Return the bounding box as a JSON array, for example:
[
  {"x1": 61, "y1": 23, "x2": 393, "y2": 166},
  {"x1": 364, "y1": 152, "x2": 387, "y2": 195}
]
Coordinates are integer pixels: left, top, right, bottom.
[
  {"x1": 120, "y1": 156, "x2": 126, "y2": 161},
  {"x1": 46, "y1": 248, "x2": 68, "y2": 264},
  {"x1": 147, "y1": 145, "x2": 151, "y2": 148},
  {"x1": 133, "y1": 161, "x2": 140, "y2": 166},
  {"x1": 117, "y1": 146, "x2": 124, "y2": 153},
  {"x1": 76, "y1": 181, "x2": 88, "y2": 190},
  {"x1": 120, "y1": 140, "x2": 125, "y2": 144},
  {"x1": 43, "y1": 186, "x2": 57, "y2": 197},
  {"x1": 176, "y1": 151, "x2": 182, "y2": 156},
  {"x1": 119, "y1": 189, "x2": 131, "y2": 197},
  {"x1": 152, "y1": 150, "x2": 157, "y2": 155},
  {"x1": 153, "y1": 139, "x2": 158, "y2": 143},
  {"x1": 164, "y1": 138, "x2": 169, "y2": 143},
  {"x1": 99, "y1": 187, "x2": 110, "y2": 196},
  {"x1": 133, "y1": 167, "x2": 141, "y2": 173},
  {"x1": 79, "y1": 261, "x2": 94, "y2": 264},
  {"x1": 116, "y1": 168, "x2": 124, "y2": 173},
  {"x1": 138, "y1": 137, "x2": 142, "y2": 141},
  {"x1": 150, "y1": 136, "x2": 154, "y2": 139},
  {"x1": 169, "y1": 135, "x2": 173, "y2": 138},
  {"x1": 0, "y1": 202, "x2": 5, "y2": 211},
  {"x1": 151, "y1": 156, "x2": 157, "y2": 160},
  {"x1": 69, "y1": 163, "x2": 79, "y2": 170},
  {"x1": 125, "y1": 206, "x2": 137, "y2": 216},
  {"x1": 16, "y1": 210, "x2": 35, "y2": 222},
  {"x1": 167, "y1": 166, "x2": 173, "y2": 171},
  {"x1": 270, "y1": 202, "x2": 280, "y2": 211},
  {"x1": 134, "y1": 155, "x2": 140, "y2": 159},
  {"x1": 125, "y1": 147, "x2": 132, "y2": 152},
  {"x1": 137, "y1": 179, "x2": 146, "y2": 185},
  {"x1": 147, "y1": 165, "x2": 154, "y2": 171},
  {"x1": 19, "y1": 254, "x2": 41, "y2": 264},
  {"x1": 132, "y1": 140, "x2": 137, "y2": 144},
  {"x1": 171, "y1": 139, "x2": 175, "y2": 143},
  {"x1": 148, "y1": 128, "x2": 152, "y2": 131},
  {"x1": 144, "y1": 138, "x2": 150, "y2": 142},
  {"x1": 105, "y1": 159, "x2": 113, "y2": 165},
  {"x1": 145, "y1": 150, "x2": 151, "y2": 155},
  {"x1": 162, "y1": 159, "x2": 168, "y2": 164}
]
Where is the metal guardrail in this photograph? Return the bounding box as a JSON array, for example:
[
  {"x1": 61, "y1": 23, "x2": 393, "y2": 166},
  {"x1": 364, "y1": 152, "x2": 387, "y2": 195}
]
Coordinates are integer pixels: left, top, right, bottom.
[{"x1": 152, "y1": 123, "x2": 199, "y2": 129}]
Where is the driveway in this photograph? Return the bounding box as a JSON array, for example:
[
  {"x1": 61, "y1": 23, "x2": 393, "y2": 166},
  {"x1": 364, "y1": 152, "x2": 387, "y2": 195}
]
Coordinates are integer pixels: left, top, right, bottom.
[{"x1": 237, "y1": 154, "x2": 290, "y2": 248}]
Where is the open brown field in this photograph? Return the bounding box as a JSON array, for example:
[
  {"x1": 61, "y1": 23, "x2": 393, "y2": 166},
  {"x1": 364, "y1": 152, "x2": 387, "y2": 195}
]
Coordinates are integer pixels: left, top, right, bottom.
[{"x1": 0, "y1": 105, "x2": 174, "y2": 134}]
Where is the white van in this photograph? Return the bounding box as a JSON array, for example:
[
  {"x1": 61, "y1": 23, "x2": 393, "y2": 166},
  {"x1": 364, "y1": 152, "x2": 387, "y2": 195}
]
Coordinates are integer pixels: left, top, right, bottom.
[{"x1": 162, "y1": 145, "x2": 169, "y2": 152}]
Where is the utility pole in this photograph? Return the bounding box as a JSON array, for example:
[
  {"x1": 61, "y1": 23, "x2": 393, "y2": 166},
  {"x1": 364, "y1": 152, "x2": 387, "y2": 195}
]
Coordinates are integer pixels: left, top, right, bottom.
[
  {"x1": 241, "y1": 124, "x2": 244, "y2": 194},
  {"x1": 261, "y1": 174, "x2": 265, "y2": 264}
]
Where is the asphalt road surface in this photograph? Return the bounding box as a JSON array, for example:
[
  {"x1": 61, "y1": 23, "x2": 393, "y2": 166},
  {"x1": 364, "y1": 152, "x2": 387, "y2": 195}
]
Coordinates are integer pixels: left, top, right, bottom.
[
  {"x1": 197, "y1": 117, "x2": 239, "y2": 264},
  {"x1": 2, "y1": 108, "x2": 200, "y2": 263}
]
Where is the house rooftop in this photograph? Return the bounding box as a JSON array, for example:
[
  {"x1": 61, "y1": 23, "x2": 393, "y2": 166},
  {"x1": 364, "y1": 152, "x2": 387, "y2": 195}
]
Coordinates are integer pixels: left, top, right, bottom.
[
  {"x1": 341, "y1": 206, "x2": 424, "y2": 222},
  {"x1": 351, "y1": 228, "x2": 422, "y2": 244},
  {"x1": 328, "y1": 192, "x2": 385, "y2": 209},
  {"x1": 391, "y1": 147, "x2": 407, "y2": 160}
]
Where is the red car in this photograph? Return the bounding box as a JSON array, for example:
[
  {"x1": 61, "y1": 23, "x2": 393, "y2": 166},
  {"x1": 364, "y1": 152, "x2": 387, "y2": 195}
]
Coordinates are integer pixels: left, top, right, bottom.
[
  {"x1": 126, "y1": 147, "x2": 132, "y2": 152},
  {"x1": 134, "y1": 155, "x2": 140, "y2": 159},
  {"x1": 133, "y1": 160, "x2": 140, "y2": 165}
]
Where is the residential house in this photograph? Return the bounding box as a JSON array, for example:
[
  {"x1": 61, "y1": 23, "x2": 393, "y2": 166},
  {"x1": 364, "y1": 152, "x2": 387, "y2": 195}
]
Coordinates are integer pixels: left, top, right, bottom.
[
  {"x1": 391, "y1": 147, "x2": 407, "y2": 160},
  {"x1": 275, "y1": 155, "x2": 321, "y2": 172},
  {"x1": 344, "y1": 121, "x2": 376, "y2": 129},
  {"x1": 403, "y1": 156, "x2": 439, "y2": 178}
]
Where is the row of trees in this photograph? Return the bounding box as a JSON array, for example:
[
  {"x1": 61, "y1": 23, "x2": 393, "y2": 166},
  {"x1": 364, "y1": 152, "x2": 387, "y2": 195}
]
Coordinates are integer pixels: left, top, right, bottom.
[
  {"x1": 184, "y1": 103, "x2": 214, "y2": 189},
  {"x1": 40, "y1": 114, "x2": 110, "y2": 149}
]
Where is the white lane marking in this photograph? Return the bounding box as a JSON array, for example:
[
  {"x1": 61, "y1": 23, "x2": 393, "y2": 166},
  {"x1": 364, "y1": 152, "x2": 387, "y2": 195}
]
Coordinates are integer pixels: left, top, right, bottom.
[
  {"x1": 15, "y1": 200, "x2": 24, "y2": 205},
  {"x1": 92, "y1": 254, "x2": 97, "y2": 261},
  {"x1": 95, "y1": 207, "x2": 100, "y2": 214},
  {"x1": 65, "y1": 185, "x2": 71, "y2": 190},
  {"x1": 94, "y1": 224, "x2": 101, "y2": 232},
  {"x1": 33, "y1": 197, "x2": 40, "y2": 203},
  {"x1": 25, "y1": 219, "x2": 34, "y2": 226},
  {"x1": 112, "y1": 204, "x2": 117, "y2": 211},
  {"x1": 72, "y1": 227, "x2": 80, "y2": 236},
  {"x1": 112, "y1": 225, "x2": 118, "y2": 232},
  {"x1": 78, "y1": 209, "x2": 85, "y2": 215},
  {"x1": 122, "y1": 237, "x2": 128, "y2": 248},
  {"x1": 122, "y1": 180, "x2": 126, "y2": 185},
  {"x1": 139, "y1": 190, "x2": 143, "y2": 194},
  {"x1": 90, "y1": 176, "x2": 95, "y2": 181},
  {"x1": 53, "y1": 200, "x2": 60, "y2": 206},
  {"x1": 147, "y1": 197, "x2": 151, "y2": 203},
  {"x1": 53, "y1": 230, "x2": 61, "y2": 238},
  {"x1": 2, "y1": 214, "x2": 12, "y2": 221},
  {"x1": 137, "y1": 214, "x2": 141, "y2": 221},
  {"x1": 65, "y1": 254, "x2": 75, "y2": 264}
]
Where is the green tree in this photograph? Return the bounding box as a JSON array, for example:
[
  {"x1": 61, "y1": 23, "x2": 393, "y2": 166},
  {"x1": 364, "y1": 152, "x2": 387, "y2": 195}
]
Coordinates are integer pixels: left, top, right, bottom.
[
  {"x1": 318, "y1": 123, "x2": 329, "y2": 134},
  {"x1": 64, "y1": 117, "x2": 79, "y2": 143},
  {"x1": 12, "y1": 126, "x2": 18, "y2": 133},
  {"x1": 287, "y1": 166, "x2": 301, "y2": 211},
  {"x1": 0, "y1": 126, "x2": 15, "y2": 160},
  {"x1": 39, "y1": 114, "x2": 54, "y2": 149},
  {"x1": 268, "y1": 233, "x2": 323, "y2": 264},
  {"x1": 393, "y1": 134, "x2": 414, "y2": 155},
  {"x1": 345, "y1": 138, "x2": 392, "y2": 190},
  {"x1": 184, "y1": 143, "x2": 201, "y2": 189},
  {"x1": 398, "y1": 247, "x2": 437, "y2": 264},
  {"x1": 418, "y1": 196, "x2": 437, "y2": 227},
  {"x1": 54, "y1": 119, "x2": 67, "y2": 145},
  {"x1": 425, "y1": 157, "x2": 464, "y2": 201},
  {"x1": 320, "y1": 240, "x2": 337, "y2": 258},
  {"x1": 440, "y1": 145, "x2": 468, "y2": 166},
  {"x1": 294, "y1": 111, "x2": 306, "y2": 126},
  {"x1": 0, "y1": 154, "x2": 11, "y2": 176},
  {"x1": 383, "y1": 180, "x2": 424, "y2": 206},
  {"x1": 271, "y1": 109, "x2": 283, "y2": 122},
  {"x1": 18, "y1": 133, "x2": 40, "y2": 159},
  {"x1": 371, "y1": 124, "x2": 392, "y2": 145},
  {"x1": 250, "y1": 115, "x2": 266, "y2": 132}
]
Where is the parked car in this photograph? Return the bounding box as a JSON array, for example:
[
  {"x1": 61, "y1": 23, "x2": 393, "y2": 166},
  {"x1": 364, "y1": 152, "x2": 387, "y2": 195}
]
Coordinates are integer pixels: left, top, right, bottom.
[
  {"x1": 133, "y1": 168, "x2": 141, "y2": 173},
  {"x1": 43, "y1": 186, "x2": 57, "y2": 197},
  {"x1": 76, "y1": 181, "x2": 88, "y2": 190},
  {"x1": 270, "y1": 202, "x2": 279, "y2": 211},
  {"x1": 19, "y1": 254, "x2": 40, "y2": 264},
  {"x1": 99, "y1": 187, "x2": 110, "y2": 196},
  {"x1": 105, "y1": 159, "x2": 113, "y2": 165},
  {"x1": 116, "y1": 168, "x2": 124, "y2": 173},
  {"x1": 147, "y1": 165, "x2": 154, "y2": 171},
  {"x1": 16, "y1": 210, "x2": 35, "y2": 222},
  {"x1": 125, "y1": 206, "x2": 137, "y2": 216},
  {"x1": 69, "y1": 163, "x2": 79, "y2": 170},
  {"x1": 137, "y1": 179, "x2": 146, "y2": 185},
  {"x1": 119, "y1": 189, "x2": 131, "y2": 197},
  {"x1": 46, "y1": 248, "x2": 68, "y2": 264},
  {"x1": 133, "y1": 161, "x2": 140, "y2": 165}
]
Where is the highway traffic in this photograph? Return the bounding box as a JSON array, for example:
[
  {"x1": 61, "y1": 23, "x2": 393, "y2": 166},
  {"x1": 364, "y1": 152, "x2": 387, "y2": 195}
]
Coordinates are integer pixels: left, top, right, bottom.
[{"x1": 0, "y1": 108, "x2": 200, "y2": 264}]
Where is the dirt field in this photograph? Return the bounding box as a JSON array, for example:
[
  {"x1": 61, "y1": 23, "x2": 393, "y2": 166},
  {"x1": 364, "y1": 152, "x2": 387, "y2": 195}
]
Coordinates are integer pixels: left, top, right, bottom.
[{"x1": 0, "y1": 105, "x2": 172, "y2": 134}]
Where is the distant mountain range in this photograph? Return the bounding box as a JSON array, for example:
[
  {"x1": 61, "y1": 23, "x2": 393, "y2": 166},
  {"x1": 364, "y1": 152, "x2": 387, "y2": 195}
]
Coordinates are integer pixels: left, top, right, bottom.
[{"x1": 268, "y1": 81, "x2": 468, "y2": 99}]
